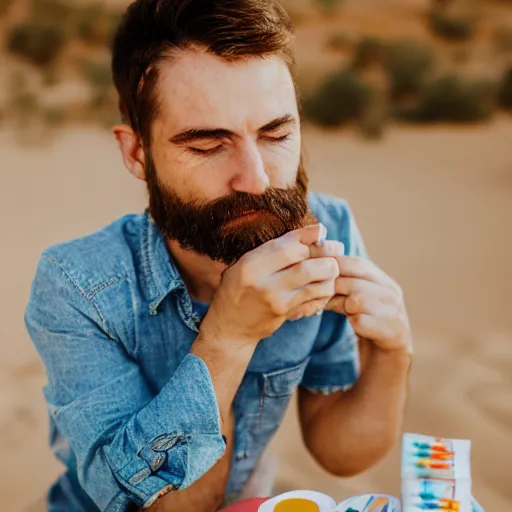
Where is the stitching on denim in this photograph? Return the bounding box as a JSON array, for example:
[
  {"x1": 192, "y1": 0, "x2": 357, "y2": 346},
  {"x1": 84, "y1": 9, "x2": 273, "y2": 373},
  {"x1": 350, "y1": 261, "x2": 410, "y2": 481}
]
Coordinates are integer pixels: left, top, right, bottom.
[
  {"x1": 140, "y1": 213, "x2": 153, "y2": 298},
  {"x1": 41, "y1": 255, "x2": 121, "y2": 342},
  {"x1": 86, "y1": 278, "x2": 119, "y2": 299},
  {"x1": 146, "y1": 214, "x2": 164, "y2": 296}
]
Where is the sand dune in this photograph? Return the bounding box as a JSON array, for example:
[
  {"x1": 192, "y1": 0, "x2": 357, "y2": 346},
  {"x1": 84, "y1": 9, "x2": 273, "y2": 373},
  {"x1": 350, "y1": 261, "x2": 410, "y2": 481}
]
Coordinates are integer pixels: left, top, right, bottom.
[{"x1": 0, "y1": 118, "x2": 510, "y2": 510}]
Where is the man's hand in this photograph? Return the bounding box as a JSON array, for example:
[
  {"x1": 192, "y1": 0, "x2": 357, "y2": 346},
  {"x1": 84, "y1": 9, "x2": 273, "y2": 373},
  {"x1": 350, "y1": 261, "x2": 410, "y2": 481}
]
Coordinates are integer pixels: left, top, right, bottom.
[
  {"x1": 201, "y1": 223, "x2": 339, "y2": 348},
  {"x1": 312, "y1": 241, "x2": 413, "y2": 355}
]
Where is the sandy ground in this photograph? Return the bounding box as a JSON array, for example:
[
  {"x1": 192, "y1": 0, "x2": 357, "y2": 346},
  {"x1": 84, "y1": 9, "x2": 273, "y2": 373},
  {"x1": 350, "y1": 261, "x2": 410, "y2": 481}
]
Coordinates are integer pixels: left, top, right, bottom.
[{"x1": 0, "y1": 117, "x2": 511, "y2": 510}]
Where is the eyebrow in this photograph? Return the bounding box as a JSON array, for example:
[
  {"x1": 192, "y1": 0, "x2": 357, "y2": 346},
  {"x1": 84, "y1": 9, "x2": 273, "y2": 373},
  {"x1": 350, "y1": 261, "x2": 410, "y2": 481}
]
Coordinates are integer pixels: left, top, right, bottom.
[{"x1": 169, "y1": 114, "x2": 296, "y2": 145}]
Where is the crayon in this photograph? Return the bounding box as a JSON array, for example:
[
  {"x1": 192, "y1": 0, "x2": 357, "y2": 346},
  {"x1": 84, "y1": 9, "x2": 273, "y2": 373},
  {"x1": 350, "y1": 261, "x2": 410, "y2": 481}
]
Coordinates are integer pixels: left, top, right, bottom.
[
  {"x1": 413, "y1": 441, "x2": 448, "y2": 453},
  {"x1": 414, "y1": 451, "x2": 454, "y2": 460},
  {"x1": 415, "y1": 460, "x2": 453, "y2": 469}
]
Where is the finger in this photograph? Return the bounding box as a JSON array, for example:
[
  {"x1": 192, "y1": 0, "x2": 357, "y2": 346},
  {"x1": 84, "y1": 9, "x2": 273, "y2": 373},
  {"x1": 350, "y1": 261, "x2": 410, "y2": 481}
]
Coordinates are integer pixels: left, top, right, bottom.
[
  {"x1": 287, "y1": 297, "x2": 330, "y2": 321},
  {"x1": 286, "y1": 279, "x2": 336, "y2": 311},
  {"x1": 246, "y1": 223, "x2": 327, "y2": 275},
  {"x1": 334, "y1": 277, "x2": 393, "y2": 300},
  {"x1": 349, "y1": 314, "x2": 399, "y2": 345},
  {"x1": 282, "y1": 223, "x2": 327, "y2": 248},
  {"x1": 336, "y1": 257, "x2": 400, "y2": 291},
  {"x1": 308, "y1": 240, "x2": 345, "y2": 260},
  {"x1": 326, "y1": 292, "x2": 399, "y2": 317},
  {"x1": 274, "y1": 257, "x2": 339, "y2": 290}
]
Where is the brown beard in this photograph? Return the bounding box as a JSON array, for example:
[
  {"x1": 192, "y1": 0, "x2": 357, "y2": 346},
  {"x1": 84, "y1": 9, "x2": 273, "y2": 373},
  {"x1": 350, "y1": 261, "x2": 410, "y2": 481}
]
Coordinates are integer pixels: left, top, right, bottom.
[{"x1": 146, "y1": 154, "x2": 315, "y2": 265}]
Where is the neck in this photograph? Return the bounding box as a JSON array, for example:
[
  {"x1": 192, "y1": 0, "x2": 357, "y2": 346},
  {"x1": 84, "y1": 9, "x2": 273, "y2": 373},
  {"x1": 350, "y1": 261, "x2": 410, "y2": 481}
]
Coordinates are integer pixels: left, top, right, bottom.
[{"x1": 167, "y1": 240, "x2": 228, "y2": 304}]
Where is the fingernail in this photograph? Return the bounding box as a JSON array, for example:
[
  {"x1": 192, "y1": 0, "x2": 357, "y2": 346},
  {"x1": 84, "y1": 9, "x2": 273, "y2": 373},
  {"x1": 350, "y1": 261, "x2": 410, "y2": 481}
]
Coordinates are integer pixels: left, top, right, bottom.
[
  {"x1": 315, "y1": 310, "x2": 324, "y2": 316},
  {"x1": 315, "y1": 223, "x2": 327, "y2": 247}
]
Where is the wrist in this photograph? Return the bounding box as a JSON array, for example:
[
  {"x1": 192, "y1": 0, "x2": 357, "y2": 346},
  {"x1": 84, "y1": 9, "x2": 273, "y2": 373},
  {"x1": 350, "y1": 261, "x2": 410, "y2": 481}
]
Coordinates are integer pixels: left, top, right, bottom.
[
  {"x1": 371, "y1": 342, "x2": 413, "y2": 367},
  {"x1": 196, "y1": 320, "x2": 257, "y2": 361},
  {"x1": 200, "y1": 309, "x2": 260, "y2": 348}
]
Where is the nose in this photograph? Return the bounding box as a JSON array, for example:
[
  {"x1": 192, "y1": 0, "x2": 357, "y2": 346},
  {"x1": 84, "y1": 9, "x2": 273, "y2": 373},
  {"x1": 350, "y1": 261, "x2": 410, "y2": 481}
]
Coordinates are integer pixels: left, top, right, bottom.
[{"x1": 230, "y1": 140, "x2": 269, "y2": 195}]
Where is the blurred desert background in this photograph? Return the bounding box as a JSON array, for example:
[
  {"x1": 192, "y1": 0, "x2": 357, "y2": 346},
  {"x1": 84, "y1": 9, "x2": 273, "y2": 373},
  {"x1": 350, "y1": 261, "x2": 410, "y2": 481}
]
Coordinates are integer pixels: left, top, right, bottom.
[{"x1": 0, "y1": 0, "x2": 511, "y2": 510}]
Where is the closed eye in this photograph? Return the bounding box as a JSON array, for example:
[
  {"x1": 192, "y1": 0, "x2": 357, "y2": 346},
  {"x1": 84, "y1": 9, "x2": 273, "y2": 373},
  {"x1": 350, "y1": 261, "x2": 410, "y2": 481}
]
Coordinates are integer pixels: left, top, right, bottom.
[
  {"x1": 263, "y1": 133, "x2": 292, "y2": 143},
  {"x1": 188, "y1": 145, "x2": 224, "y2": 155}
]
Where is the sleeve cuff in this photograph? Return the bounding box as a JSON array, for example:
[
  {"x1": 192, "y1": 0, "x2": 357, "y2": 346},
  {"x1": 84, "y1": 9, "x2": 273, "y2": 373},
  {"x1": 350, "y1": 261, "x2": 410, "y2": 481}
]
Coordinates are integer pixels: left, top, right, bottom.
[
  {"x1": 300, "y1": 357, "x2": 359, "y2": 395},
  {"x1": 109, "y1": 354, "x2": 226, "y2": 506}
]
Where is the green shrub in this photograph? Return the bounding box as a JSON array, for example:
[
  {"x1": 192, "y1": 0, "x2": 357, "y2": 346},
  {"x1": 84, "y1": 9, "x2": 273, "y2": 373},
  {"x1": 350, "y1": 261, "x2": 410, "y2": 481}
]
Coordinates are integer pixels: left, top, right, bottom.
[
  {"x1": 82, "y1": 60, "x2": 114, "y2": 107},
  {"x1": 429, "y1": 9, "x2": 476, "y2": 41},
  {"x1": 76, "y1": 4, "x2": 122, "y2": 46},
  {"x1": 7, "y1": 22, "x2": 67, "y2": 66},
  {"x1": 499, "y1": 69, "x2": 512, "y2": 109},
  {"x1": 302, "y1": 69, "x2": 371, "y2": 126},
  {"x1": 352, "y1": 37, "x2": 384, "y2": 69},
  {"x1": 42, "y1": 64, "x2": 60, "y2": 87},
  {"x1": 415, "y1": 75, "x2": 496, "y2": 122},
  {"x1": 315, "y1": 0, "x2": 344, "y2": 13},
  {"x1": 358, "y1": 100, "x2": 388, "y2": 139},
  {"x1": 387, "y1": 40, "x2": 434, "y2": 98},
  {"x1": 327, "y1": 31, "x2": 351, "y2": 51},
  {"x1": 493, "y1": 26, "x2": 512, "y2": 54},
  {"x1": 12, "y1": 91, "x2": 40, "y2": 118},
  {"x1": 29, "y1": 0, "x2": 75, "y2": 24},
  {"x1": 43, "y1": 106, "x2": 66, "y2": 127}
]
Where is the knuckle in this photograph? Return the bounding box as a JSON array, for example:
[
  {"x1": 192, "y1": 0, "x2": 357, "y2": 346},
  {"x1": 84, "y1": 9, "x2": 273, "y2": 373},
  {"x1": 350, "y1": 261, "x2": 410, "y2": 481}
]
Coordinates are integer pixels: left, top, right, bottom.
[
  {"x1": 271, "y1": 298, "x2": 287, "y2": 316},
  {"x1": 346, "y1": 293, "x2": 363, "y2": 314},
  {"x1": 297, "y1": 260, "x2": 314, "y2": 282},
  {"x1": 238, "y1": 264, "x2": 255, "y2": 289},
  {"x1": 328, "y1": 258, "x2": 340, "y2": 277},
  {"x1": 351, "y1": 314, "x2": 364, "y2": 329},
  {"x1": 261, "y1": 288, "x2": 274, "y2": 306},
  {"x1": 299, "y1": 285, "x2": 314, "y2": 302}
]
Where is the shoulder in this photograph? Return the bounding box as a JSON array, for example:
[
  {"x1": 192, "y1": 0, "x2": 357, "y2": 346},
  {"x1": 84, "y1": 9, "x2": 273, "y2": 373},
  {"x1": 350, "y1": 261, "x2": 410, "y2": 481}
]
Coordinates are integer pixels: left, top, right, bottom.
[
  {"x1": 26, "y1": 214, "x2": 147, "y2": 348},
  {"x1": 39, "y1": 214, "x2": 145, "y2": 293},
  {"x1": 308, "y1": 192, "x2": 365, "y2": 257}
]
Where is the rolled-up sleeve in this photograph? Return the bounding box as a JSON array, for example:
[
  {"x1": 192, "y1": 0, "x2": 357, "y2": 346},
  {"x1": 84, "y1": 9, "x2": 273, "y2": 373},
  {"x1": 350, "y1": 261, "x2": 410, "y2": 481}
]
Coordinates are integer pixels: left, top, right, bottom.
[
  {"x1": 25, "y1": 255, "x2": 226, "y2": 511},
  {"x1": 301, "y1": 198, "x2": 368, "y2": 395}
]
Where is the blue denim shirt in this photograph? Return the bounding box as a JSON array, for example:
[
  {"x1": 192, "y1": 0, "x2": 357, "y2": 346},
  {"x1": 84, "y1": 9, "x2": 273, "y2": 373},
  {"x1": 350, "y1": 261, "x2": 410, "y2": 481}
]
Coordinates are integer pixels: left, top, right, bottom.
[{"x1": 25, "y1": 192, "x2": 365, "y2": 512}]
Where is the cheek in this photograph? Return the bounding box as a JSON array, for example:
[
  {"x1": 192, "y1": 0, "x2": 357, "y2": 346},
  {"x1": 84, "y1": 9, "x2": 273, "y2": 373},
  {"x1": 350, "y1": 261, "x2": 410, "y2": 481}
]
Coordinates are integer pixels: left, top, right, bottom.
[{"x1": 264, "y1": 143, "x2": 301, "y2": 188}]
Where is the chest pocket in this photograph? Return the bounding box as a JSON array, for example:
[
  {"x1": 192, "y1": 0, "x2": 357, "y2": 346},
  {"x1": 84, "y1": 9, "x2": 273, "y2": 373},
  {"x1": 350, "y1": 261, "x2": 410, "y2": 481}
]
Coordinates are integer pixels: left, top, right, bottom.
[{"x1": 243, "y1": 358, "x2": 310, "y2": 457}]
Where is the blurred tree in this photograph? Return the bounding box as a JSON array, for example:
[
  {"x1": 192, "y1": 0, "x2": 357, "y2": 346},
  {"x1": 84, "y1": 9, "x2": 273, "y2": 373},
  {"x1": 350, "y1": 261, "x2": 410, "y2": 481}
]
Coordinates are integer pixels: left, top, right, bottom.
[
  {"x1": 76, "y1": 3, "x2": 123, "y2": 47},
  {"x1": 429, "y1": 5, "x2": 476, "y2": 41},
  {"x1": 415, "y1": 75, "x2": 496, "y2": 122},
  {"x1": 315, "y1": 0, "x2": 344, "y2": 14},
  {"x1": 303, "y1": 68, "x2": 371, "y2": 126},
  {"x1": 352, "y1": 37, "x2": 385, "y2": 70},
  {"x1": 82, "y1": 60, "x2": 114, "y2": 108},
  {"x1": 7, "y1": 22, "x2": 67, "y2": 66},
  {"x1": 499, "y1": 68, "x2": 512, "y2": 110},
  {"x1": 386, "y1": 41, "x2": 434, "y2": 98},
  {"x1": 30, "y1": 0, "x2": 75, "y2": 24},
  {"x1": 493, "y1": 25, "x2": 512, "y2": 54}
]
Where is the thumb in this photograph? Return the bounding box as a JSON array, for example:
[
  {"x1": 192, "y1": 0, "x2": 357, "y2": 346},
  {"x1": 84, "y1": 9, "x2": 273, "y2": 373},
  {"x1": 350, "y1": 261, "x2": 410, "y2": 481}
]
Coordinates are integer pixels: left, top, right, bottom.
[{"x1": 286, "y1": 223, "x2": 327, "y2": 247}]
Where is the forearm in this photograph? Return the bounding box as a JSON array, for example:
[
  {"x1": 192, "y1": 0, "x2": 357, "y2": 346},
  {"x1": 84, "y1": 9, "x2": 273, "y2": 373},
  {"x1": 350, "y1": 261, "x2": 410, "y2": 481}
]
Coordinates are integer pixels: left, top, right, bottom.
[
  {"x1": 148, "y1": 329, "x2": 254, "y2": 512},
  {"x1": 303, "y1": 343, "x2": 411, "y2": 476},
  {"x1": 191, "y1": 321, "x2": 256, "y2": 431}
]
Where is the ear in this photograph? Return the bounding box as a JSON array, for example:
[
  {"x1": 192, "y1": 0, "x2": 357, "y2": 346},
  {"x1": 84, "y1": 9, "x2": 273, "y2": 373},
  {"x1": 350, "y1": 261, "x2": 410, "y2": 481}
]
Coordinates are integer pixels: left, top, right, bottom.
[{"x1": 112, "y1": 124, "x2": 147, "y2": 181}]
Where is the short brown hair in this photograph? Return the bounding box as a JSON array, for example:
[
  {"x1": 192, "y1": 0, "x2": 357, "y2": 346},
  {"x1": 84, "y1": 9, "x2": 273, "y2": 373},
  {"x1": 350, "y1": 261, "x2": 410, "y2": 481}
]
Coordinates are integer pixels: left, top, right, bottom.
[{"x1": 111, "y1": 0, "x2": 296, "y2": 147}]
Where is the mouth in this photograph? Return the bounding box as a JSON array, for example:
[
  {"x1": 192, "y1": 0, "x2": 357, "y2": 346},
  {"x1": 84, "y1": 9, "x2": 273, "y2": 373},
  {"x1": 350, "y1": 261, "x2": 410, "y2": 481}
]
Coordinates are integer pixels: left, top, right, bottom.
[{"x1": 224, "y1": 209, "x2": 266, "y2": 227}]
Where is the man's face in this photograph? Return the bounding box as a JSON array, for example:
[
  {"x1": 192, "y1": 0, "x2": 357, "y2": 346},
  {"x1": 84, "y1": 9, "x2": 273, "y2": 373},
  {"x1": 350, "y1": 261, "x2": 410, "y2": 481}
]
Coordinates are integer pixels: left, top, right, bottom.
[{"x1": 146, "y1": 48, "x2": 310, "y2": 265}]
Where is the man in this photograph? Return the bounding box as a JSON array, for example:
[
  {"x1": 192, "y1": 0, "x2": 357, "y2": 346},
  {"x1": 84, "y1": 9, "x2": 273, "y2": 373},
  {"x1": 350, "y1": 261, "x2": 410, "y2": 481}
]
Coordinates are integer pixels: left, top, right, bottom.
[{"x1": 25, "y1": 1, "x2": 412, "y2": 511}]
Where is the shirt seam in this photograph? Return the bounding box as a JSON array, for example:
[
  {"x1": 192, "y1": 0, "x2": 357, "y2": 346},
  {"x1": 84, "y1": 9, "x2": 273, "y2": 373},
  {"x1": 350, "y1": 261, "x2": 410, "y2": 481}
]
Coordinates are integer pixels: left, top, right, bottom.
[{"x1": 41, "y1": 254, "x2": 120, "y2": 341}]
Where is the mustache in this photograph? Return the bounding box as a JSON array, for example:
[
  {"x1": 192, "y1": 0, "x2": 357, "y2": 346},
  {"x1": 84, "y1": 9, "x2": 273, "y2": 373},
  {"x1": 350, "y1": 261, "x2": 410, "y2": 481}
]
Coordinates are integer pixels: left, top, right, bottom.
[{"x1": 198, "y1": 188, "x2": 305, "y2": 225}]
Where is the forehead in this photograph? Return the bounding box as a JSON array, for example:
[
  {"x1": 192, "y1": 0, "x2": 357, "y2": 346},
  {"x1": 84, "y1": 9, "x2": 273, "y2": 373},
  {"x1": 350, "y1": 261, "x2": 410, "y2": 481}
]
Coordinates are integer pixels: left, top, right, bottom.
[{"x1": 154, "y1": 49, "x2": 298, "y2": 133}]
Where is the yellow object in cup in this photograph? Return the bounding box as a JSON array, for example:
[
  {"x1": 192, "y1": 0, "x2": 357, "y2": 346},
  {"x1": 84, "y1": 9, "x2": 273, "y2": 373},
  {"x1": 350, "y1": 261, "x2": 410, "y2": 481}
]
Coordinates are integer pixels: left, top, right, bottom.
[{"x1": 274, "y1": 498, "x2": 320, "y2": 512}]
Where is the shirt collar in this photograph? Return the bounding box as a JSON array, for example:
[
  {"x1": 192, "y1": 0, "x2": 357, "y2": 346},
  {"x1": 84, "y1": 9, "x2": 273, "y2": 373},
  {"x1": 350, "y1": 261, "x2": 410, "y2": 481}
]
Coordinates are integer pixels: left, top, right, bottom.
[{"x1": 142, "y1": 211, "x2": 185, "y2": 315}]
